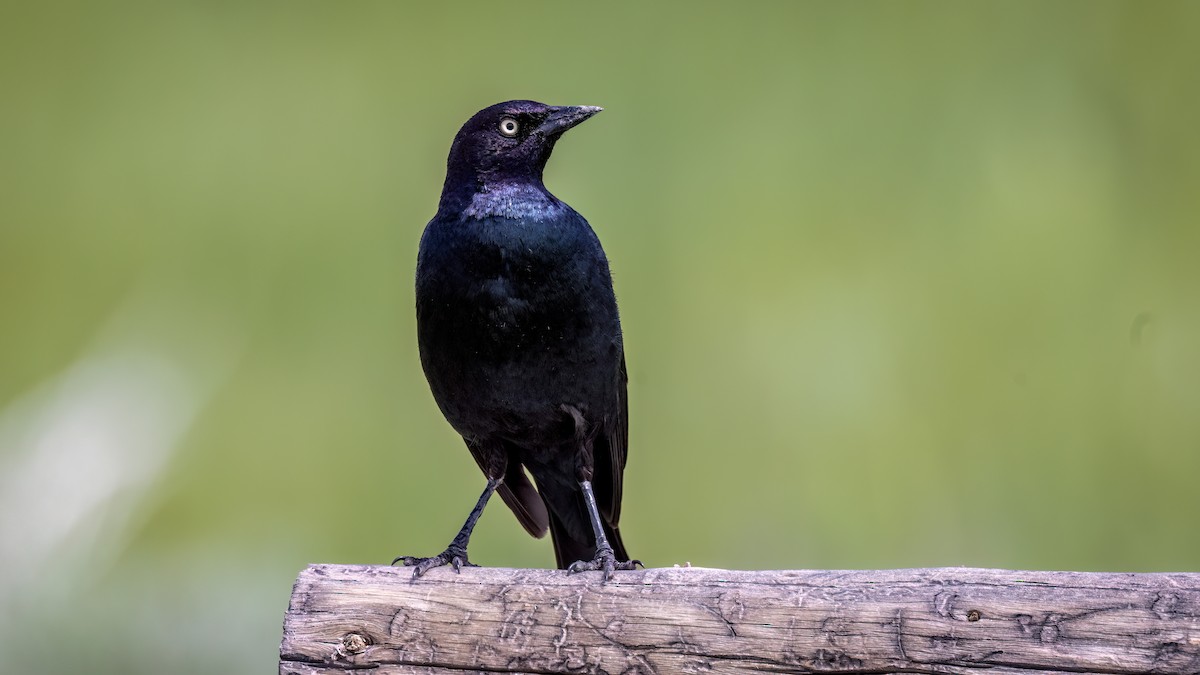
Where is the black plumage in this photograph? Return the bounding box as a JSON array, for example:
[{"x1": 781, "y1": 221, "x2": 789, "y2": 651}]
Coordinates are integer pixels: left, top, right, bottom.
[{"x1": 394, "y1": 100, "x2": 637, "y2": 580}]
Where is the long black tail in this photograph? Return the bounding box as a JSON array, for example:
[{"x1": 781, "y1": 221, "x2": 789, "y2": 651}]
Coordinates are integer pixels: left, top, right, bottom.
[{"x1": 549, "y1": 509, "x2": 629, "y2": 569}]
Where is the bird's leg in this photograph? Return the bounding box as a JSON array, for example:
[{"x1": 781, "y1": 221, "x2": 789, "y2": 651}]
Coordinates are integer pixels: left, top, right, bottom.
[
  {"x1": 566, "y1": 479, "x2": 640, "y2": 582},
  {"x1": 392, "y1": 477, "x2": 499, "y2": 579},
  {"x1": 561, "y1": 404, "x2": 639, "y2": 582}
]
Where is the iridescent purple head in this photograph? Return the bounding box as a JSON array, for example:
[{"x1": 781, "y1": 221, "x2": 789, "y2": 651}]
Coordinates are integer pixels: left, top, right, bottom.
[{"x1": 439, "y1": 100, "x2": 601, "y2": 213}]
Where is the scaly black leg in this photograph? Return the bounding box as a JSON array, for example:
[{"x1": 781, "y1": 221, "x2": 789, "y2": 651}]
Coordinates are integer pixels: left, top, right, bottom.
[
  {"x1": 566, "y1": 479, "x2": 641, "y2": 582},
  {"x1": 392, "y1": 477, "x2": 499, "y2": 579}
]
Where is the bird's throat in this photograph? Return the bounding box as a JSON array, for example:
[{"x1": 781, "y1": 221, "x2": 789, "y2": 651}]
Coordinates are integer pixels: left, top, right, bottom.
[{"x1": 460, "y1": 182, "x2": 565, "y2": 222}]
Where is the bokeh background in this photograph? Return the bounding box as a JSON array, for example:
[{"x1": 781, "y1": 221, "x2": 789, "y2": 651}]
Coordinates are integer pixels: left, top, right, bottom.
[{"x1": 3, "y1": 2, "x2": 1199, "y2": 672}]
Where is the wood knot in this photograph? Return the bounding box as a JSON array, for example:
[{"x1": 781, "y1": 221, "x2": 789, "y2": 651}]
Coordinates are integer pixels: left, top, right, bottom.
[
  {"x1": 967, "y1": 609, "x2": 981, "y2": 622},
  {"x1": 332, "y1": 632, "x2": 370, "y2": 661}
]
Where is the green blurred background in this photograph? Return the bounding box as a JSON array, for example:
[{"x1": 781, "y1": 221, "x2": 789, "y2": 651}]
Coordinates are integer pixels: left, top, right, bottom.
[{"x1": 2, "y1": 1, "x2": 1199, "y2": 672}]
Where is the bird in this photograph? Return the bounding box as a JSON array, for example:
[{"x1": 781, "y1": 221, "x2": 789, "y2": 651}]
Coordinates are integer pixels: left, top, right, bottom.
[{"x1": 393, "y1": 100, "x2": 638, "y2": 581}]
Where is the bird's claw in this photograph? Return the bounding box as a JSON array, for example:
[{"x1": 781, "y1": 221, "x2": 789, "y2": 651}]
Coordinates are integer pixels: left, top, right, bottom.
[
  {"x1": 566, "y1": 546, "x2": 640, "y2": 583},
  {"x1": 391, "y1": 547, "x2": 477, "y2": 579}
]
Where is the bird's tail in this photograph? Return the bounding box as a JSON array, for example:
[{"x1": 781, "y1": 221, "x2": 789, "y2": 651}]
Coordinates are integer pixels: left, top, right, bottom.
[{"x1": 549, "y1": 510, "x2": 629, "y2": 570}]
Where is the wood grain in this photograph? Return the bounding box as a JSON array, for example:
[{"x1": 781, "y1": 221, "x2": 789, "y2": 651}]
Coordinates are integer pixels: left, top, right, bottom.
[{"x1": 280, "y1": 565, "x2": 1200, "y2": 674}]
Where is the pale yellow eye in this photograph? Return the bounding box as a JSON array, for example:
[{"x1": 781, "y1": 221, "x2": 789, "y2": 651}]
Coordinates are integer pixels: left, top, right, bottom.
[{"x1": 498, "y1": 117, "x2": 519, "y2": 137}]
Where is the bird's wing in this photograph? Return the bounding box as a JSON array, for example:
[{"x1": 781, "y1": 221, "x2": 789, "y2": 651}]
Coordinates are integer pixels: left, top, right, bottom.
[
  {"x1": 464, "y1": 439, "x2": 549, "y2": 538},
  {"x1": 595, "y1": 351, "x2": 629, "y2": 526}
]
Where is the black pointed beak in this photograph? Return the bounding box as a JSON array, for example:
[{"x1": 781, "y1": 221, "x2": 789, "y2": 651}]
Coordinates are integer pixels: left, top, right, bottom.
[{"x1": 537, "y1": 105, "x2": 603, "y2": 137}]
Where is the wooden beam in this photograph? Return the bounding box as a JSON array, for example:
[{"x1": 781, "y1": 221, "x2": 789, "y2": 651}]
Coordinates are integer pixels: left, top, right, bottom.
[{"x1": 280, "y1": 564, "x2": 1200, "y2": 674}]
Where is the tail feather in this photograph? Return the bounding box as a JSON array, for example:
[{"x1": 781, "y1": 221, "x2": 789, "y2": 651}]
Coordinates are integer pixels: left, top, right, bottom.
[{"x1": 497, "y1": 462, "x2": 549, "y2": 538}]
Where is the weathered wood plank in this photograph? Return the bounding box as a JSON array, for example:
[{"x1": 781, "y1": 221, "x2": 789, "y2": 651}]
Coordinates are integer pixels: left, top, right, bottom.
[{"x1": 280, "y1": 565, "x2": 1200, "y2": 674}]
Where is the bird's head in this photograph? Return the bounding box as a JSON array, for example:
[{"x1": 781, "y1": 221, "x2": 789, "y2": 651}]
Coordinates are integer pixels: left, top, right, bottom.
[{"x1": 440, "y1": 100, "x2": 601, "y2": 205}]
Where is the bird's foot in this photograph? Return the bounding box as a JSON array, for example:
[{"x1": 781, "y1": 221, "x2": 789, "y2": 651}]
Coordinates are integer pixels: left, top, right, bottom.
[
  {"x1": 566, "y1": 545, "x2": 642, "y2": 583},
  {"x1": 391, "y1": 545, "x2": 477, "y2": 579}
]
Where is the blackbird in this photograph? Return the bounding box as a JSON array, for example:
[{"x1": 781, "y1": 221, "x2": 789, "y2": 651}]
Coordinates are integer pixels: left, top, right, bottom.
[{"x1": 394, "y1": 100, "x2": 637, "y2": 581}]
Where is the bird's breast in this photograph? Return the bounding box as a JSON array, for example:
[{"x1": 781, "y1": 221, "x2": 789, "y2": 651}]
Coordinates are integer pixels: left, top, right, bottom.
[
  {"x1": 415, "y1": 212, "x2": 622, "y2": 443},
  {"x1": 419, "y1": 218, "x2": 609, "y2": 346}
]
